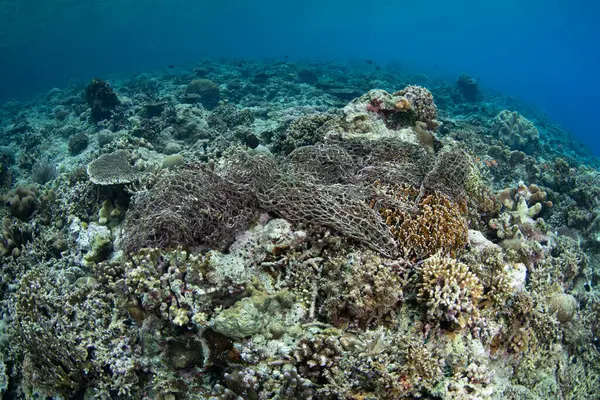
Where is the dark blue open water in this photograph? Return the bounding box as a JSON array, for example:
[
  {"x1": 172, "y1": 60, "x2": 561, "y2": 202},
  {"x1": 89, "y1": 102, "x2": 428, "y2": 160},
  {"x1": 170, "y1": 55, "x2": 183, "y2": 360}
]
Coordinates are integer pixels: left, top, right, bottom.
[{"x1": 1, "y1": 0, "x2": 599, "y2": 152}]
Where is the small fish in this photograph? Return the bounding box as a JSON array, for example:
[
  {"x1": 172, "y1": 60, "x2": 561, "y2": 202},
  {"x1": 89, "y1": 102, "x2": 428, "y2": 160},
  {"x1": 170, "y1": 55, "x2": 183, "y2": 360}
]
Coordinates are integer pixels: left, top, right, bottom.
[
  {"x1": 474, "y1": 157, "x2": 481, "y2": 162},
  {"x1": 365, "y1": 60, "x2": 373, "y2": 64},
  {"x1": 244, "y1": 133, "x2": 260, "y2": 149},
  {"x1": 167, "y1": 64, "x2": 175, "y2": 69},
  {"x1": 375, "y1": 66, "x2": 380, "y2": 70},
  {"x1": 284, "y1": 55, "x2": 289, "y2": 59}
]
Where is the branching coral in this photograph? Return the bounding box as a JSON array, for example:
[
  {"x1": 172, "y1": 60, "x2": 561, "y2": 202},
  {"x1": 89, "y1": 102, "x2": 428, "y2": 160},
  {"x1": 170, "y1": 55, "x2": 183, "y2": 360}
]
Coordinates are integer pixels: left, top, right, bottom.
[
  {"x1": 319, "y1": 250, "x2": 407, "y2": 328},
  {"x1": 101, "y1": 247, "x2": 219, "y2": 327},
  {"x1": 418, "y1": 254, "x2": 483, "y2": 327},
  {"x1": 374, "y1": 187, "x2": 469, "y2": 260},
  {"x1": 490, "y1": 181, "x2": 551, "y2": 247},
  {"x1": 10, "y1": 267, "x2": 140, "y2": 398},
  {"x1": 293, "y1": 334, "x2": 342, "y2": 382},
  {"x1": 325, "y1": 326, "x2": 444, "y2": 399}
]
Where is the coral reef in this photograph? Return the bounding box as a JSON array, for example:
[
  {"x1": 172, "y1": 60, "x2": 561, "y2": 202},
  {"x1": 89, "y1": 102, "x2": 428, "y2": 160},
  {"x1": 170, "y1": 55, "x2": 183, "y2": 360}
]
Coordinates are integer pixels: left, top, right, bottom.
[
  {"x1": 374, "y1": 186, "x2": 469, "y2": 259},
  {"x1": 457, "y1": 73, "x2": 480, "y2": 102},
  {"x1": 0, "y1": 58, "x2": 599, "y2": 399}
]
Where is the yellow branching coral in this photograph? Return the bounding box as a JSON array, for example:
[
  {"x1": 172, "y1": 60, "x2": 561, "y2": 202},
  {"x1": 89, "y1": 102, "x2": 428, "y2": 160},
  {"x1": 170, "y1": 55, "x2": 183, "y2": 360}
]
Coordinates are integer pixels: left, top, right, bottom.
[
  {"x1": 418, "y1": 254, "x2": 483, "y2": 328},
  {"x1": 374, "y1": 188, "x2": 468, "y2": 260}
]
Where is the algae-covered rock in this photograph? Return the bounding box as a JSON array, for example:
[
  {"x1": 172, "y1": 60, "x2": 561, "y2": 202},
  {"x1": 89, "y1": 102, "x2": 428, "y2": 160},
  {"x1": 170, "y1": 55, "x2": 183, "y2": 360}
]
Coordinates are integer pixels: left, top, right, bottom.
[
  {"x1": 162, "y1": 154, "x2": 185, "y2": 169},
  {"x1": 70, "y1": 218, "x2": 113, "y2": 266},
  {"x1": 211, "y1": 290, "x2": 296, "y2": 339},
  {"x1": 548, "y1": 292, "x2": 578, "y2": 324}
]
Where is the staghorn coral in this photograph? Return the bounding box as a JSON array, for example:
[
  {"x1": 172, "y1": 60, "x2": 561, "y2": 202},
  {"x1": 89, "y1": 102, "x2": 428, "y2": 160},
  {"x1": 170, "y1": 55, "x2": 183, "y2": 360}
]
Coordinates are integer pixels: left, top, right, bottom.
[
  {"x1": 418, "y1": 254, "x2": 483, "y2": 327},
  {"x1": 490, "y1": 110, "x2": 539, "y2": 154}
]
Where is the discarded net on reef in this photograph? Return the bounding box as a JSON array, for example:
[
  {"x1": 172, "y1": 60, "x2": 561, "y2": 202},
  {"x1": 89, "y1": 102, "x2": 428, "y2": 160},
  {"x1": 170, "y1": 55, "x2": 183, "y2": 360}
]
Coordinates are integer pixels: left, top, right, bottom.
[{"x1": 123, "y1": 136, "x2": 474, "y2": 256}]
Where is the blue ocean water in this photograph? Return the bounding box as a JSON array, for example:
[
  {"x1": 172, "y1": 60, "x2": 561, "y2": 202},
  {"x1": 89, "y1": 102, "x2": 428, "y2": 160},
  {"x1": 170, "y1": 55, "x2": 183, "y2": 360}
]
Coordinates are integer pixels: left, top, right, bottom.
[{"x1": 0, "y1": 0, "x2": 599, "y2": 153}]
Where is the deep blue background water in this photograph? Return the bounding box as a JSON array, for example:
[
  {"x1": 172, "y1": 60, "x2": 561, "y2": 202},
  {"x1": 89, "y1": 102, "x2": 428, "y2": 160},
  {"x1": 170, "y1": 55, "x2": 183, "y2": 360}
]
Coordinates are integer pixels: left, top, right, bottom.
[{"x1": 1, "y1": 0, "x2": 598, "y2": 154}]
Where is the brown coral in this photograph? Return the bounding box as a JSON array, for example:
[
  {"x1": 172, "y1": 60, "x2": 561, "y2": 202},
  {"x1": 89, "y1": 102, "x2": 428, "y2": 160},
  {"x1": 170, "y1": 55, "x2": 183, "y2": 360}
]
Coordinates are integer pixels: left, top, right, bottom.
[{"x1": 374, "y1": 188, "x2": 468, "y2": 260}]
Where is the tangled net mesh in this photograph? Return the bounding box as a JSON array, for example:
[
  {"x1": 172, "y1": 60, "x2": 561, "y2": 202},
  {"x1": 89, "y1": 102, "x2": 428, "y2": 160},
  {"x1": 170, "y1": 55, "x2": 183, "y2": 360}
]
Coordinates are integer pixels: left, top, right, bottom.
[
  {"x1": 123, "y1": 136, "x2": 474, "y2": 257},
  {"x1": 122, "y1": 167, "x2": 257, "y2": 253}
]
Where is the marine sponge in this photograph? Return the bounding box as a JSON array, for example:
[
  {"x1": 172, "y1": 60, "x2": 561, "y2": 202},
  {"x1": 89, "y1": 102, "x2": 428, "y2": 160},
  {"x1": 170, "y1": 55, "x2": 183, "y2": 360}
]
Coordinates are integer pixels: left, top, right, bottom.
[
  {"x1": 490, "y1": 110, "x2": 539, "y2": 154},
  {"x1": 418, "y1": 254, "x2": 483, "y2": 327},
  {"x1": 86, "y1": 150, "x2": 140, "y2": 185}
]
